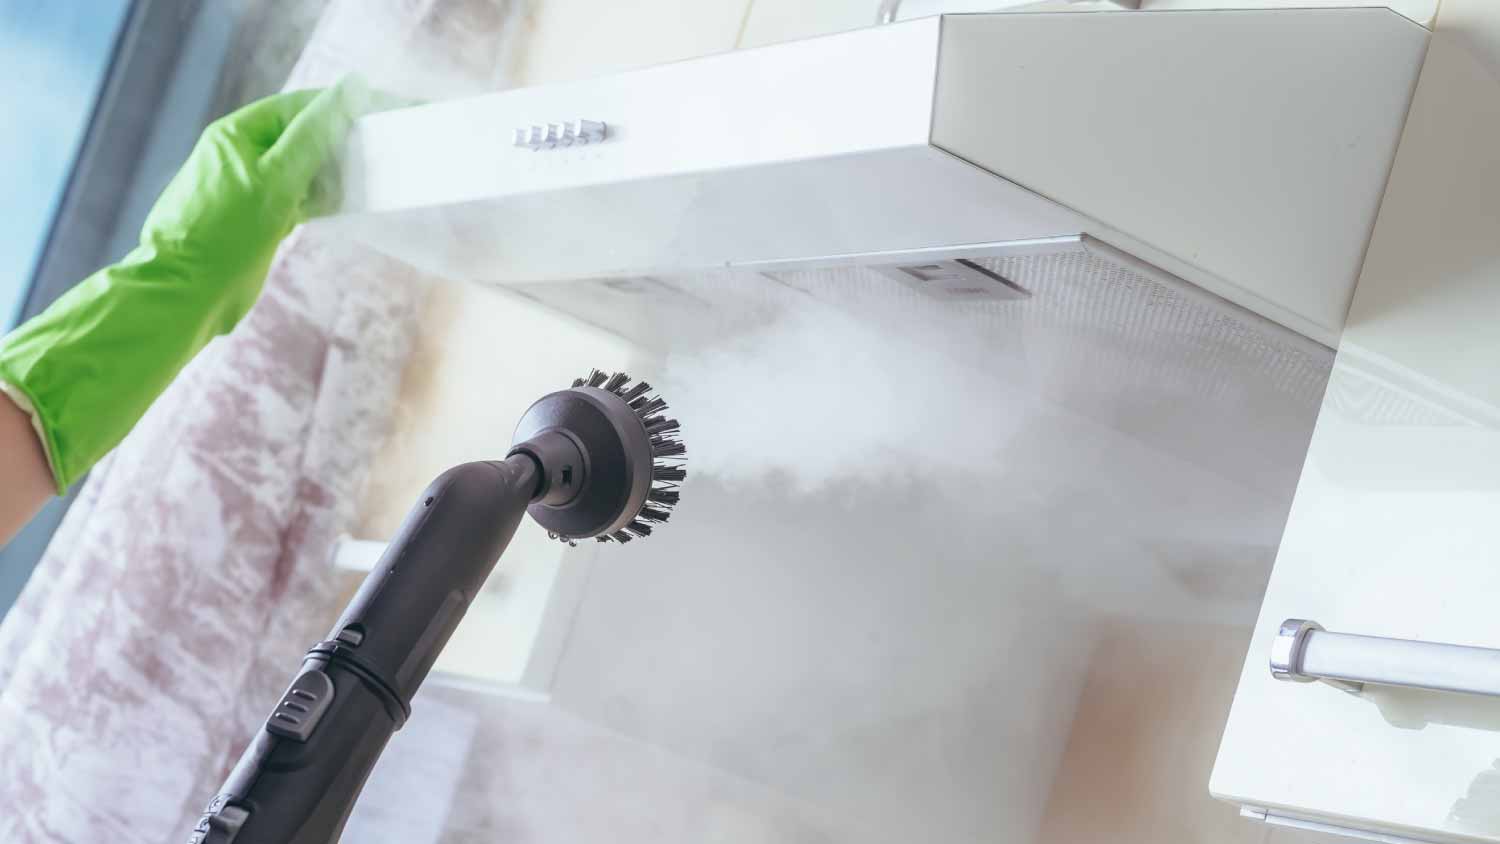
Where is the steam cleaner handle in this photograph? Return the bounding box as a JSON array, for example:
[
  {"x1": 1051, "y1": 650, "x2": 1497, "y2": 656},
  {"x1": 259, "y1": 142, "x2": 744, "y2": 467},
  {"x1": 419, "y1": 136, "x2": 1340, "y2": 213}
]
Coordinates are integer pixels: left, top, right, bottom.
[{"x1": 188, "y1": 457, "x2": 539, "y2": 844}]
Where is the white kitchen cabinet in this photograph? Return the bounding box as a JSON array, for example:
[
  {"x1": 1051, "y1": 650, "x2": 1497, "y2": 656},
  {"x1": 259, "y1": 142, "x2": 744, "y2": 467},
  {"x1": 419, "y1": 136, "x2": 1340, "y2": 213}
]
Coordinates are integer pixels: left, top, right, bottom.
[
  {"x1": 896, "y1": 0, "x2": 1439, "y2": 26},
  {"x1": 1211, "y1": 2, "x2": 1500, "y2": 841}
]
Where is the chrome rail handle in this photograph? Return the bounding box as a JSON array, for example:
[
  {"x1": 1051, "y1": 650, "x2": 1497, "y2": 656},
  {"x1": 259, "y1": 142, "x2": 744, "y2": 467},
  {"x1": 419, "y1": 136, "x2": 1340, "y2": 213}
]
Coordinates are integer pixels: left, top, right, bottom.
[{"x1": 1271, "y1": 619, "x2": 1500, "y2": 698}]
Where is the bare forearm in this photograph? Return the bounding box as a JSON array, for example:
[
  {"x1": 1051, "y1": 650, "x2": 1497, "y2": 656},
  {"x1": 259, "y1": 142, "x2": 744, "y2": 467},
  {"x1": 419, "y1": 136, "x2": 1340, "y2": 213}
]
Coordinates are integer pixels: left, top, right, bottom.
[{"x1": 0, "y1": 390, "x2": 54, "y2": 546}]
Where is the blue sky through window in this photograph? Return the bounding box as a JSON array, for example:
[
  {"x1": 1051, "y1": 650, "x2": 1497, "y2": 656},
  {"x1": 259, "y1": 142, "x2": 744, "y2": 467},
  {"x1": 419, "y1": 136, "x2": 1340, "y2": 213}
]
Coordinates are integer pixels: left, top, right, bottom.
[{"x1": 0, "y1": 1, "x2": 132, "y2": 328}]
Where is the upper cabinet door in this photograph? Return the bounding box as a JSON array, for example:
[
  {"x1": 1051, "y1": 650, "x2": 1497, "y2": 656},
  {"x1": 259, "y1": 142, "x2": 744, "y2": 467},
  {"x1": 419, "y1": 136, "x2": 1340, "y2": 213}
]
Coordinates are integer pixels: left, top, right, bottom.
[{"x1": 1211, "y1": 3, "x2": 1500, "y2": 842}]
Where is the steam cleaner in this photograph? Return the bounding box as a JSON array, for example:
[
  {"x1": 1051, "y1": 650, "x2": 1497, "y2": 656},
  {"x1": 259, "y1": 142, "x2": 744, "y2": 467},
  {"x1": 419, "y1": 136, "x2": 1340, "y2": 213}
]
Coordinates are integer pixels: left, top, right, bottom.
[{"x1": 187, "y1": 369, "x2": 686, "y2": 843}]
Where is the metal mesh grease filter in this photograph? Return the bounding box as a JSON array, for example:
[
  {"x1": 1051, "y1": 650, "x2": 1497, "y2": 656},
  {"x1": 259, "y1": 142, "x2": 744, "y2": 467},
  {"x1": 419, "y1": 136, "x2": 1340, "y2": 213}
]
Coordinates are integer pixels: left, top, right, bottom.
[{"x1": 510, "y1": 238, "x2": 1333, "y2": 497}]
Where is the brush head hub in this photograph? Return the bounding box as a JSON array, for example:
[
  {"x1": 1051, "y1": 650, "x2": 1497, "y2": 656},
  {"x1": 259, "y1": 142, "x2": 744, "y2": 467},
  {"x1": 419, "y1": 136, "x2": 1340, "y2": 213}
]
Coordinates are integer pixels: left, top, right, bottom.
[{"x1": 509, "y1": 370, "x2": 685, "y2": 545}]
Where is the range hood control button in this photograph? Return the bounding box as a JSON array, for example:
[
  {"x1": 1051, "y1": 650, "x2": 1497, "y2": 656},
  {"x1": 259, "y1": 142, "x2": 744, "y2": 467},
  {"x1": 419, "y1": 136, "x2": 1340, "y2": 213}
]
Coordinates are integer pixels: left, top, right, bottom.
[
  {"x1": 577, "y1": 120, "x2": 607, "y2": 143},
  {"x1": 516, "y1": 120, "x2": 608, "y2": 151}
]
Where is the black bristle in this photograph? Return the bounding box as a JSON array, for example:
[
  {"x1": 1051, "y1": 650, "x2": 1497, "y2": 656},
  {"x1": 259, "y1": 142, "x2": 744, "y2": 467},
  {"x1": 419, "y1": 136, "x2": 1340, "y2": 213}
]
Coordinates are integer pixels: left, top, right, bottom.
[
  {"x1": 645, "y1": 417, "x2": 680, "y2": 435},
  {"x1": 639, "y1": 506, "x2": 672, "y2": 523},
  {"x1": 635, "y1": 397, "x2": 667, "y2": 416},
  {"x1": 653, "y1": 465, "x2": 687, "y2": 482},
  {"x1": 648, "y1": 488, "x2": 680, "y2": 506},
  {"x1": 564, "y1": 368, "x2": 688, "y2": 545},
  {"x1": 560, "y1": 367, "x2": 688, "y2": 546}
]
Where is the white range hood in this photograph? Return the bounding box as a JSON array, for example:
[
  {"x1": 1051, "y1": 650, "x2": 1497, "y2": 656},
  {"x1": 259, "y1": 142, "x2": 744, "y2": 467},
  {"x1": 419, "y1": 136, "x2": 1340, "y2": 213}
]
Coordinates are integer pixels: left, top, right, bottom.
[{"x1": 328, "y1": 7, "x2": 1428, "y2": 347}]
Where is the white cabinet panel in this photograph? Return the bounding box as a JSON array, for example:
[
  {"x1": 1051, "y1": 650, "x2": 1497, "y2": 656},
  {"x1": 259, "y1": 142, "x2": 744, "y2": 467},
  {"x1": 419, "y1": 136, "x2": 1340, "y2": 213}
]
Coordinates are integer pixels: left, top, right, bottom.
[
  {"x1": 898, "y1": 0, "x2": 1439, "y2": 26},
  {"x1": 1213, "y1": 2, "x2": 1500, "y2": 841},
  {"x1": 518, "y1": 0, "x2": 753, "y2": 85}
]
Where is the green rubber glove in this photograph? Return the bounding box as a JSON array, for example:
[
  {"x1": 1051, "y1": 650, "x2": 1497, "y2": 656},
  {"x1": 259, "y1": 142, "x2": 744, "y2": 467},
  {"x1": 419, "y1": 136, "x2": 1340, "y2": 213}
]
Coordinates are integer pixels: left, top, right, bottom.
[{"x1": 0, "y1": 81, "x2": 359, "y2": 492}]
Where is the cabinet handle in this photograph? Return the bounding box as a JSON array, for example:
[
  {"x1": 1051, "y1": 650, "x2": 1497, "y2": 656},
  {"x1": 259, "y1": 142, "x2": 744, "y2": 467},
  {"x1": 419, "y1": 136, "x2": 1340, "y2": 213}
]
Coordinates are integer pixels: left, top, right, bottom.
[{"x1": 1270, "y1": 619, "x2": 1500, "y2": 697}]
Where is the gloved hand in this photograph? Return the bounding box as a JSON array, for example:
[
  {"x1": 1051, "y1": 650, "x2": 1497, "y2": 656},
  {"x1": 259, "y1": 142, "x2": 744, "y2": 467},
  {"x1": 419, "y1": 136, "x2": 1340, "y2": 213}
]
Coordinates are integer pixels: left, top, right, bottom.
[{"x1": 0, "y1": 80, "x2": 362, "y2": 492}]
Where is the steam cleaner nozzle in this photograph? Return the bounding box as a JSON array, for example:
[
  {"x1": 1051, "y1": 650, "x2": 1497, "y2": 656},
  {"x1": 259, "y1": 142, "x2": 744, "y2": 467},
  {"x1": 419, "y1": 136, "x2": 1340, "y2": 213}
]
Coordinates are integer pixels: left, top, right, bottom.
[
  {"x1": 191, "y1": 368, "x2": 685, "y2": 843},
  {"x1": 508, "y1": 368, "x2": 687, "y2": 546}
]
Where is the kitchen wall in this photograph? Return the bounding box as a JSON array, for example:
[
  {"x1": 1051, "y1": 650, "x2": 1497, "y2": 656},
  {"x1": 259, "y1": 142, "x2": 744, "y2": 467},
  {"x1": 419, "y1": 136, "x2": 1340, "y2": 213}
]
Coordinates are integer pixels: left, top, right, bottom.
[
  {"x1": 509, "y1": 0, "x2": 875, "y2": 86},
  {"x1": 517, "y1": 266, "x2": 1325, "y2": 842},
  {"x1": 545, "y1": 473, "x2": 1098, "y2": 844},
  {"x1": 349, "y1": 684, "x2": 848, "y2": 842}
]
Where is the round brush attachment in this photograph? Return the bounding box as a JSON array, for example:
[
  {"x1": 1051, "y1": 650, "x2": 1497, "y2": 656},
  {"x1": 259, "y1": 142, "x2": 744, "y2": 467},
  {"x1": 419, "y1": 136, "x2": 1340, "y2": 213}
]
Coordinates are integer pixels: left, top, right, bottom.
[{"x1": 508, "y1": 369, "x2": 685, "y2": 545}]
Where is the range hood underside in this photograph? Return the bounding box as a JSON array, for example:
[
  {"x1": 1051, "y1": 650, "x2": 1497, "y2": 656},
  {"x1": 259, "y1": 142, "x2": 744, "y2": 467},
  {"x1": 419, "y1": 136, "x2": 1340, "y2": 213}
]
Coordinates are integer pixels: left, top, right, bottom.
[{"x1": 508, "y1": 236, "x2": 1335, "y2": 502}]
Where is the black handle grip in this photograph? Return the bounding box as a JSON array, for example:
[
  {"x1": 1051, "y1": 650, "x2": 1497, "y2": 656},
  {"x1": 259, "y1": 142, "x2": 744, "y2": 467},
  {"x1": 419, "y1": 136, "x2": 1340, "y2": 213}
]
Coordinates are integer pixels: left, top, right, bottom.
[{"x1": 188, "y1": 457, "x2": 538, "y2": 843}]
